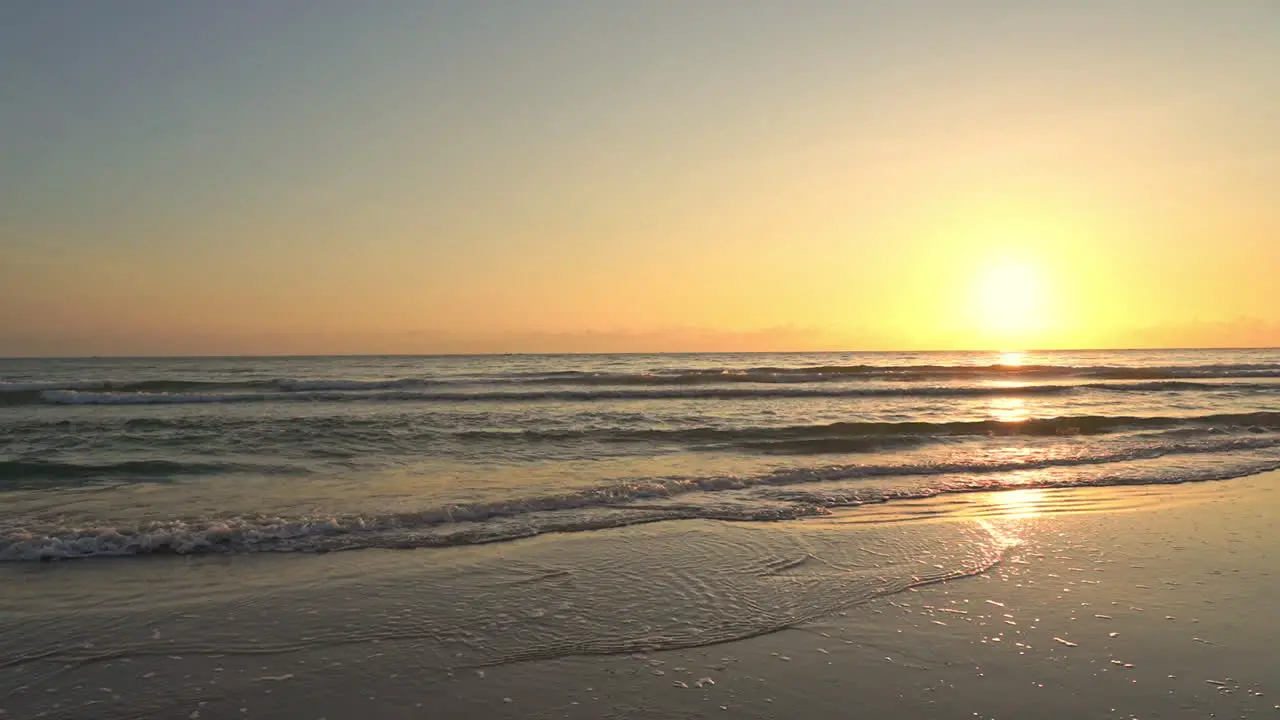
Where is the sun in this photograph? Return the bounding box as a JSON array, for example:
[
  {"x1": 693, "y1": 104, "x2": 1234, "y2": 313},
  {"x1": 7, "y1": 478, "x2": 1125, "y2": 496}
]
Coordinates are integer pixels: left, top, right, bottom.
[{"x1": 973, "y1": 261, "x2": 1045, "y2": 338}]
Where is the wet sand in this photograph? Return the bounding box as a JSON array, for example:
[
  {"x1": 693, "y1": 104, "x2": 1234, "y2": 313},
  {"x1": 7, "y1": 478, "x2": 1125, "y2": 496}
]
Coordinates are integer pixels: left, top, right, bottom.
[
  {"x1": 3, "y1": 473, "x2": 1278, "y2": 719},
  {"x1": 410, "y1": 475, "x2": 1280, "y2": 720}
]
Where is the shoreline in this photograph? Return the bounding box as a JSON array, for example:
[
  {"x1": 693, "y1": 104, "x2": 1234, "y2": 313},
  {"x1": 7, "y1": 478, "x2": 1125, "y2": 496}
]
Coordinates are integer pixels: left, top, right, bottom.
[
  {"x1": 7, "y1": 446, "x2": 1280, "y2": 562},
  {"x1": 2, "y1": 472, "x2": 1278, "y2": 718}
]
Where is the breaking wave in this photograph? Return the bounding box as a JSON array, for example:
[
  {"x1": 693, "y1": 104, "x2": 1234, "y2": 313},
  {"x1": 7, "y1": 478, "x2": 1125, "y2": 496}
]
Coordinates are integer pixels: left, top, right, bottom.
[{"x1": 5, "y1": 440, "x2": 1279, "y2": 561}]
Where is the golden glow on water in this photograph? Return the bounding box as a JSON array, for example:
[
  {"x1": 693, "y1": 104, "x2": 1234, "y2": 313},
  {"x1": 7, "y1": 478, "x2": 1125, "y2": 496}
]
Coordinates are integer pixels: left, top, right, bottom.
[
  {"x1": 997, "y1": 351, "x2": 1026, "y2": 367},
  {"x1": 989, "y1": 396, "x2": 1031, "y2": 423}
]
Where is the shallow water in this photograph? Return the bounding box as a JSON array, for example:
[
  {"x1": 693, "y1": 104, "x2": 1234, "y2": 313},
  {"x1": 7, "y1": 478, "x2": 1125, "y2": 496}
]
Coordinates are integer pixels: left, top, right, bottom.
[
  {"x1": 0, "y1": 502, "x2": 1008, "y2": 718},
  {"x1": 0, "y1": 476, "x2": 1247, "y2": 719}
]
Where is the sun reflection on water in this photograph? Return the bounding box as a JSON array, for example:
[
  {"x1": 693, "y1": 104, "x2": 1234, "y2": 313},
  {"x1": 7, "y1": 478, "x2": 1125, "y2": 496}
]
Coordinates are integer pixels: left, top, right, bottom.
[
  {"x1": 989, "y1": 396, "x2": 1031, "y2": 423},
  {"x1": 997, "y1": 351, "x2": 1026, "y2": 367}
]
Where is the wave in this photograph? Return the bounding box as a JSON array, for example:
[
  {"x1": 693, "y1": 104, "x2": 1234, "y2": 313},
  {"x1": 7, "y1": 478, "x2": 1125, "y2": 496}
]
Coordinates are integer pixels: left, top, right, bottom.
[
  {"x1": 5, "y1": 380, "x2": 1275, "y2": 407},
  {"x1": 5, "y1": 413, "x2": 1275, "y2": 467},
  {"x1": 5, "y1": 443, "x2": 1278, "y2": 561},
  {"x1": 454, "y1": 411, "x2": 1280, "y2": 446},
  {"x1": 4, "y1": 363, "x2": 1278, "y2": 400},
  {"x1": 0, "y1": 377, "x2": 436, "y2": 399},
  {"x1": 0, "y1": 459, "x2": 303, "y2": 490},
  {"x1": 0, "y1": 379, "x2": 441, "y2": 393},
  {"x1": 515, "y1": 363, "x2": 1280, "y2": 384}
]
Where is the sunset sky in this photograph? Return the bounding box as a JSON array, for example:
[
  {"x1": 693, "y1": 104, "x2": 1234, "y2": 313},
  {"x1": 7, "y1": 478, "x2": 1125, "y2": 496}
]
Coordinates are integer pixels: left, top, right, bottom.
[{"x1": 3, "y1": 1, "x2": 1278, "y2": 356}]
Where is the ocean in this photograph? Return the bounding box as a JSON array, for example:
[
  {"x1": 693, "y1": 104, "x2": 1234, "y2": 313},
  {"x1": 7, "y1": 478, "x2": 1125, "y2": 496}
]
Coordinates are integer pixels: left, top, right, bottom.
[
  {"x1": 4, "y1": 349, "x2": 1280, "y2": 561},
  {"x1": 2, "y1": 349, "x2": 1279, "y2": 717}
]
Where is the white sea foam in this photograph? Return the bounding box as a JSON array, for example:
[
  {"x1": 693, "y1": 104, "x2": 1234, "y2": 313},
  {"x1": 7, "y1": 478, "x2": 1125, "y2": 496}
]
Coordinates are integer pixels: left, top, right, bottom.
[{"x1": 5, "y1": 449, "x2": 1277, "y2": 561}]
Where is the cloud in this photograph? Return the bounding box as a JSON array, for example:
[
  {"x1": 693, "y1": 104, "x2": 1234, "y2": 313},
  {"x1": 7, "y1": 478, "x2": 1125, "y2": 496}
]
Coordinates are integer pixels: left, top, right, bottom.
[{"x1": 1115, "y1": 317, "x2": 1280, "y2": 349}]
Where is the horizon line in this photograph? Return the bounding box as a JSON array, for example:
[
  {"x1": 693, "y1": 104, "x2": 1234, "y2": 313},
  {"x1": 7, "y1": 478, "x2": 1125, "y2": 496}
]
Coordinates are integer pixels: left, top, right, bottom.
[{"x1": 3, "y1": 345, "x2": 1278, "y2": 361}]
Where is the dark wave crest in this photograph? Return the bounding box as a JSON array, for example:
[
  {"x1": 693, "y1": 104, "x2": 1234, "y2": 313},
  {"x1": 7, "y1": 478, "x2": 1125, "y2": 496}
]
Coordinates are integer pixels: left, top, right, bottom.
[
  {"x1": 3, "y1": 361, "x2": 1279, "y2": 402},
  {"x1": 516, "y1": 363, "x2": 1280, "y2": 384},
  {"x1": 1, "y1": 380, "x2": 1274, "y2": 407},
  {"x1": 0, "y1": 459, "x2": 303, "y2": 490},
  {"x1": 0, "y1": 377, "x2": 438, "y2": 402},
  {"x1": 454, "y1": 411, "x2": 1280, "y2": 447}
]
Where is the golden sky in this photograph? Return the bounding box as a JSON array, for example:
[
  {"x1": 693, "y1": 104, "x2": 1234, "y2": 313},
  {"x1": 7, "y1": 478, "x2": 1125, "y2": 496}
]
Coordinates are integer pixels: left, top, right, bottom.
[{"x1": 3, "y1": 2, "x2": 1278, "y2": 355}]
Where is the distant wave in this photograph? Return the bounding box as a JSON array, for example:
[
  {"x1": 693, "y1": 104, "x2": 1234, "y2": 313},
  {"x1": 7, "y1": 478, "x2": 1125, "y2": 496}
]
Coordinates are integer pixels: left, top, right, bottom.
[
  {"x1": 0, "y1": 377, "x2": 435, "y2": 398},
  {"x1": 2, "y1": 380, "x2": 1275, "y2": 407},
  {"x1": 5, "y1": 444, "x2": 1278, "y2": 561},
  {"x1": 4, "y1": 363, "x2": 1279, "y2": 400},
  {"x1": 514, "y1": 363, "x2": 1280, "y2": 384}
]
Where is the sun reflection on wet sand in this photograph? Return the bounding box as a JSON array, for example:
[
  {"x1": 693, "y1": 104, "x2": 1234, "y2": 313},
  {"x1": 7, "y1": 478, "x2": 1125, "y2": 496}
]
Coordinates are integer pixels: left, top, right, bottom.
[
  {"x1": 971, "y1": 487, "x2": 1048, "y2": 549},
  {"x1": 985, "y1": 487, "x2": 1048, "y2": 519}
]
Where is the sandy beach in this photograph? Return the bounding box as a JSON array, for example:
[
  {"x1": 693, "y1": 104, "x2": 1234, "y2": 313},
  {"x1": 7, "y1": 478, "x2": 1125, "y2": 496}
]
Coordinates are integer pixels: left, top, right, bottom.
[
  {"x1": 4, "y1": 471, "x2": 1277, "y2": 719},
  {"x1": 412, "y1": 475, "x2": 1280, "y2": 720}
]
